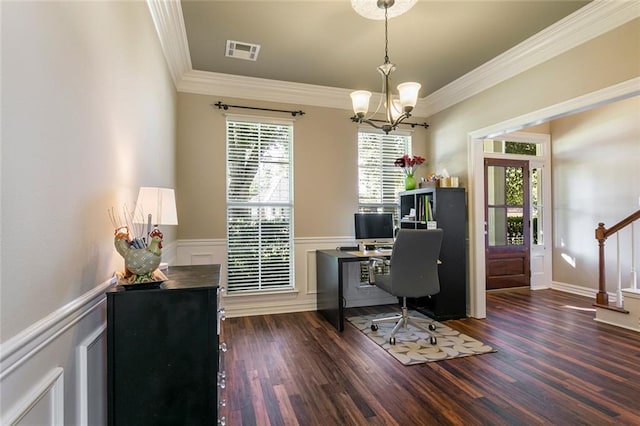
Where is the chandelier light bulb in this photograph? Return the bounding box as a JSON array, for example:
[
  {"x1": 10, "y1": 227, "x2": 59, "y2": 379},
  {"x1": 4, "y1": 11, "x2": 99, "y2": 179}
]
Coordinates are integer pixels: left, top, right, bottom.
[
  {"x1": 350, "y1": 90, "x2": 372, "y2": 117},
  {"x1": 397, "y1": 82, "x2": 421, "y2": 111}
]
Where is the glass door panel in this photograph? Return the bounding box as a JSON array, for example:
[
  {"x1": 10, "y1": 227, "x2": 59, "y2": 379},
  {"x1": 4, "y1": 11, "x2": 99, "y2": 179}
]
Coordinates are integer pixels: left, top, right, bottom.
[{"x1": 485, "y1": 159, "x2": 530, "y2": 290}]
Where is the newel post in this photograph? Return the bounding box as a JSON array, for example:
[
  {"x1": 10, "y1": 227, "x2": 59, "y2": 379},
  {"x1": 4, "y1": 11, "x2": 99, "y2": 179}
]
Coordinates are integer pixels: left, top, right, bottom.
[{"x1": 595, "y1": 222, "x2": 608, "y2": 305}]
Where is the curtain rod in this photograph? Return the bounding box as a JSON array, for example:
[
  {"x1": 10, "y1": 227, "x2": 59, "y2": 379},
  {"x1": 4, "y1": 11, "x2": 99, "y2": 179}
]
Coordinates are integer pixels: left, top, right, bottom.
[{"x1": 213, "y1": 101, "x2": 305, "y2": 117}]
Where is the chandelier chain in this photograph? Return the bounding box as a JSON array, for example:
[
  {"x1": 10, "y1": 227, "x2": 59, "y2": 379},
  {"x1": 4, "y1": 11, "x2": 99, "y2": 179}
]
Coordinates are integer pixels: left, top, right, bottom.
[{"x1": 384, "y1": 6, "x2": 389, "y2": 64}]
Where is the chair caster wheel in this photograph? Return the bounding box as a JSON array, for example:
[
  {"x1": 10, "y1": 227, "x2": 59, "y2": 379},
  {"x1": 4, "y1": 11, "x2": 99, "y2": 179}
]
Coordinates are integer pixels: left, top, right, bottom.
[
  {"x1": 371, "y1": 324, "x2": 378, "y2": 331},
  {"x1": 429, "y1": 336, "x2": 437, "y2": 345},
  {"x1": 428, "y1": 323, "x2": 436, "y2": 331},
  {"x1": 389, "y1": 337, "x2": 396, "y2": 345}
]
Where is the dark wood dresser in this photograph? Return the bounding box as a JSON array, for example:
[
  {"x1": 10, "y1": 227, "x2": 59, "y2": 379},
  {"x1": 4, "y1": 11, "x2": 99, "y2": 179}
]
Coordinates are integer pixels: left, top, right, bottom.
[{"x1": 106, "y1": 264, "x2": 224, "y2": 425}]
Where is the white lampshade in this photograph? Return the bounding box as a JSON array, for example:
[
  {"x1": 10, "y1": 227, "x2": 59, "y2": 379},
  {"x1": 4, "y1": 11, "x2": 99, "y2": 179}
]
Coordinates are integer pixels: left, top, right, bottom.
[
  {"x1": 350, "y1": 90, "x2": 372, "y2": 116},
  {"x1": 397, "y1": 82, "x2": 421, "y2": 110},
  {"x1": 134, "y1": 187, "x2": 178, "y2": 226}
]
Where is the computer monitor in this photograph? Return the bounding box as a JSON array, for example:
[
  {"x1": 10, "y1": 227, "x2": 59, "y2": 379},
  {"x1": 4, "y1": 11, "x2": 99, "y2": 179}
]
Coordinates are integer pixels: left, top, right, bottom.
[{"x1": 354, "y1": 213, "x2": 394, "y2": 248}]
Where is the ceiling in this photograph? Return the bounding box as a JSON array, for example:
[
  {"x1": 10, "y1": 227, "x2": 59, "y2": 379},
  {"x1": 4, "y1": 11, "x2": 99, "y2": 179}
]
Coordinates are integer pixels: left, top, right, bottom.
[{"x1": 180, "y1": 0, "x2": 592, "y2": 99}]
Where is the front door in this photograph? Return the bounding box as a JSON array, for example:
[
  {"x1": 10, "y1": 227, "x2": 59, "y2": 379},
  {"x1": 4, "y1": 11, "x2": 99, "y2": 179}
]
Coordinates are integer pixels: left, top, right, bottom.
[{"x1": 485, "y1": 159, "x2": 530, "y2": 290}]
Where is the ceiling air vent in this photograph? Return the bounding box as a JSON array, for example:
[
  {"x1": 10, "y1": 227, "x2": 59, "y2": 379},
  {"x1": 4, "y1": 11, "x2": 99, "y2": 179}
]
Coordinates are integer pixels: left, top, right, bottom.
[{"x1": 225, "y1": 40, "x2": 260, "y2": 61}]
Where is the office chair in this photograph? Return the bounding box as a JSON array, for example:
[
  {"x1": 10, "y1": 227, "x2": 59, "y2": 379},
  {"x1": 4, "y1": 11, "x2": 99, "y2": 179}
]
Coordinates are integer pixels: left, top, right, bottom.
[{"x1": 369, "y1": 228, "x2": 443, "y2": 345}]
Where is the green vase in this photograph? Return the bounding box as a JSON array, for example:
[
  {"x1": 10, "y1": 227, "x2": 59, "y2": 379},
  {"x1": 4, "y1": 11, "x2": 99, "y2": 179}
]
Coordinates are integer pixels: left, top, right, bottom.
[{"x1": 404, "y1": 174, "x2": 417, "y2": 190}]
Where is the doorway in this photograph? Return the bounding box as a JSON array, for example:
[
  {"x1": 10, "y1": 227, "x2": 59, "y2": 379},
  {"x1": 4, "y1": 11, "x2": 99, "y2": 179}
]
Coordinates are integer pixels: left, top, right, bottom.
[
  {"x1": 485, "y1": 158, "x2": 530, "y2": 290},
  {"x1": 467, "y1": 79, "x2": 637, "y2": 319}
]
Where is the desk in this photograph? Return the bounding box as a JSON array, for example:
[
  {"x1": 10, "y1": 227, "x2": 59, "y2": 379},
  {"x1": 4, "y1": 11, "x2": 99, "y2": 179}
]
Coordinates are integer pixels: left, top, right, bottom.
[{"x1": 316, "y1": 249, "x2": 391, "y2": 331}]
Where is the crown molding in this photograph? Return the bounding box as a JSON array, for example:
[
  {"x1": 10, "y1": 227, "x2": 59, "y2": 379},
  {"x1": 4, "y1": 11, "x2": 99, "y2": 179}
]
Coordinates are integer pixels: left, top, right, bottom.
[
  {"x1": 146, "y1": 0, "x2": 191, "y2": 86},
  {"x1": 178, "y1": 70, "x2": 354, "y2": 110},
  {"x1": 148, "y1": 0, "x2": 639, "y2": 117},
  {"x1": 419, "y1": 0, "x2": 640, "y2": 117}
]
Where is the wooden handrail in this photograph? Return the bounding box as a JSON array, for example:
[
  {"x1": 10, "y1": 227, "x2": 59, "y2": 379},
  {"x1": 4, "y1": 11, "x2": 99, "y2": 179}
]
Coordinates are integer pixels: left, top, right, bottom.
[{"x1": 594, "y1": 209, "x2": 640, "y2": 307}]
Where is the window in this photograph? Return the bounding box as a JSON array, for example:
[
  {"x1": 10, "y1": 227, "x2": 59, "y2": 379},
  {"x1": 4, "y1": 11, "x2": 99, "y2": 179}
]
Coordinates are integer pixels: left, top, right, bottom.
[
  {"x1": 226, "y1": 117, "x2": 293, "y2": 293},
  {"x1": 483, "y1": 139, "x2": 542, "y2": 156},
  {"x1": 356, "y1": 130, "x2": 410, "y2": 281},
  {"x1": 357, "y1": 130, "x2": 410, "y2": 214}
]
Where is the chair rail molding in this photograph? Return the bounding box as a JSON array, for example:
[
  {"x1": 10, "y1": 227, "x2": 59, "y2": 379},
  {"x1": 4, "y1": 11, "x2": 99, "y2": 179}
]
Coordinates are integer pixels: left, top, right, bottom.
[{"x1": 0, "y1": 276, "x2": 114, "y2": 378}]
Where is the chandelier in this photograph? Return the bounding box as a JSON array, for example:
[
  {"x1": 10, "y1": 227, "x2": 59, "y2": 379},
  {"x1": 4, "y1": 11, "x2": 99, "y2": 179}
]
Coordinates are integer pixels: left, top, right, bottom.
[{"x1": 350, "y1": 0, "x2": 424, "y2": 134}]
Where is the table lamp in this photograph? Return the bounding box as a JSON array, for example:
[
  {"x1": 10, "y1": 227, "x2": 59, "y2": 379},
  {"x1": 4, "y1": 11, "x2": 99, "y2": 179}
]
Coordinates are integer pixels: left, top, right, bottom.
[{"x1": 134, "y1": 187, "x2": 178, "y2": 241}]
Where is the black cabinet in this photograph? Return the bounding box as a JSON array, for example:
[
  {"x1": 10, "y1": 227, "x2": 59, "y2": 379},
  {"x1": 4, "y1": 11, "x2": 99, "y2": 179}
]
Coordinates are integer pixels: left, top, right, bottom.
[
  {"x1": 106, "y1": 265, "x2": 223, "y2": 425},
  {"x1": 399, "y1": 188, "x2": 467, "y2": 320}
]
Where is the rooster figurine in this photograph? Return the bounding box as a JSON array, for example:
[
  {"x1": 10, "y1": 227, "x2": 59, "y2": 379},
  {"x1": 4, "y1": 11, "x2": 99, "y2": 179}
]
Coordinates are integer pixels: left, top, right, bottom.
[{"x1": 114, "y1": 227, "x2": 163, "y2": 281}]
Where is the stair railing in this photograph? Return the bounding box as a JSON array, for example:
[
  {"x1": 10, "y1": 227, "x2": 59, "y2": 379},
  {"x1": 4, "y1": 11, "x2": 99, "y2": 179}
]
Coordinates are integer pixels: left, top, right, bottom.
[{"x1": 594, "y1": 209, "x2": 640, "y2": 310}]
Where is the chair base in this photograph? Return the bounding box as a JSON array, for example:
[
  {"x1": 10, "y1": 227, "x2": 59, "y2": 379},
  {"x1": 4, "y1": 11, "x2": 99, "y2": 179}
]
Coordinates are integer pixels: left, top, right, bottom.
[{"x1": 370, "y1": 298, "x2": 437, "y2": 345}]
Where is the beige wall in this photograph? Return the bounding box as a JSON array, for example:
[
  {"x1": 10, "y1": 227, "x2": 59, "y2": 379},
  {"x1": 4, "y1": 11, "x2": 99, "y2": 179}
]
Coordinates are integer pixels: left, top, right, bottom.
[
  {"x1": 176, "y1": 93, "x2": 430, "y2": 239},
  {"x1": 175, "y1": 18, "x2": 638, "y2": 317},
  {"x1": 424, "y1": 18, "x2": 639, "y2": 301},
  {"x1": 551, "y1": 96, "x2": 640, "y2": 290},
  {"x1": 425, "y1": 18, "x2": 639, "y2": 186},
  {"x1": 1, "y1": 1, "x2": 177, "y2": 341}
]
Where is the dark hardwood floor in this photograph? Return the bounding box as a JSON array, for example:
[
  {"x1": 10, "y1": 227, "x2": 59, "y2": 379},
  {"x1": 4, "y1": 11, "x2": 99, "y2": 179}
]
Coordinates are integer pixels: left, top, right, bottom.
[{"x1": 222, "y1": 289, "x2": 640, "y2": 425}]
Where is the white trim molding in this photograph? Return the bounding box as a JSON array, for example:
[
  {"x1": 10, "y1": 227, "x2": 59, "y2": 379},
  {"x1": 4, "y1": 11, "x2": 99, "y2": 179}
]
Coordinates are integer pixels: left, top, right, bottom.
[
  {"x1": 146, "y1": 0, "x2": 191, "y2": 86},
  {"x1": 467, "y1": 78, "x2": 639, "y2": 319},
  {"x1": 0, "y1": 276, "x2": 114, "y2": 379},
  {"x1": 77, "y1": 325, "x2": 107, "y2": 426},
  {"x1": 147, "y1": 0, "x2": 639, "y2": 116},
  {"x1": 1, "y1": 367, "x2": 64, "y2": 425},
  {"x1": 420, "y1": 0, "x2": 640, "y2": 117}
]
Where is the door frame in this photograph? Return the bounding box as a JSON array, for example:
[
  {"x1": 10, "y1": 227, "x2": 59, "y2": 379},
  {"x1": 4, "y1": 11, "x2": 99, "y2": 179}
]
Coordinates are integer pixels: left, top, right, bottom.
[{"x1": 466, "y1": 78, "x2": 639, "y2": 319}]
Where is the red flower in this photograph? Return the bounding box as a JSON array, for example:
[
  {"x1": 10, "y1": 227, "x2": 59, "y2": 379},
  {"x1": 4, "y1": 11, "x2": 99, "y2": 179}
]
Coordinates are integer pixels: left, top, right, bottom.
[{"x1": 394, "y1": 154, "x2": 425, "y2": 175}]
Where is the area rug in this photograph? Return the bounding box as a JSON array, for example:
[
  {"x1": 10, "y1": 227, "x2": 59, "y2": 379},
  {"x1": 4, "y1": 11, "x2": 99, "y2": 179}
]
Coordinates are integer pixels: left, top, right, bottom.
[{"x1": 346, "y1": 311, "x2": 495, "y2": 365}]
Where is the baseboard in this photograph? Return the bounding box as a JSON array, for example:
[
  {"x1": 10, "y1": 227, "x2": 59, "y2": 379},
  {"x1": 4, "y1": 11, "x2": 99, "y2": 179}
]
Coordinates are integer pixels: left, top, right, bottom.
[{"x1": 550, "y1": 280, "x2": 614, "y2": 301}]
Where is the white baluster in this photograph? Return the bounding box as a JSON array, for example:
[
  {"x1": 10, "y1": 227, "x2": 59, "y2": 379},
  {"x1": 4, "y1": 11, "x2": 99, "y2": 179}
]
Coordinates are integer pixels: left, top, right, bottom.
[
  {"x1": 616, "y1": 234, "x2": 623, "y2": 308},
  {"x1": 631, "y1": 222, "x2": 637, "y2": 291}
]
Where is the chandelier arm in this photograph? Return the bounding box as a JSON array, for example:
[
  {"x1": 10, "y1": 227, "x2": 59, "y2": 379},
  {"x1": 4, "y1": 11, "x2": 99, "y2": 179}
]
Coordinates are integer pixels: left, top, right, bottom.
[
  {"x1": 391, "y1": 112, "x2": 411, "y2": 128},
  {"x1": 350, "y1": 116, "x2": 385, "y2": 131},
  {"x1": 350, "y1": 115, "x2": 429, "y2": 133}
]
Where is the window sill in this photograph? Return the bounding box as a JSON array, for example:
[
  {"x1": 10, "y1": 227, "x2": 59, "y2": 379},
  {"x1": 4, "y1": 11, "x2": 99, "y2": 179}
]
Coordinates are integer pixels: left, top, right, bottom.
[{"x1": 222, "y1": 288, "x2": 299, "y2": 298}]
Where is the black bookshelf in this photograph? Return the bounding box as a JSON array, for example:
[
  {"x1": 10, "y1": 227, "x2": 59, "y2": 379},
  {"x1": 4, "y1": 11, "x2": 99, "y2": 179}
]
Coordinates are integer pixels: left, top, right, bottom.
[{"x1": 399, "y1": 187, "x2": 467, "y2": 320}]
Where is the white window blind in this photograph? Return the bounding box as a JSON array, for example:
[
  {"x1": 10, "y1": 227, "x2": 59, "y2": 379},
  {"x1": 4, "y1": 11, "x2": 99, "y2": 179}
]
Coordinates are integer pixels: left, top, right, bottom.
[
  {"x1": 357, "y1": 130, "x2": 409, "y2": 282},
  {"x1": 226, "y1": 118, "x2": 293, "y2": 292},
  {"x1": 357, "y1": 131, "x2": 410, "y2": 213}
]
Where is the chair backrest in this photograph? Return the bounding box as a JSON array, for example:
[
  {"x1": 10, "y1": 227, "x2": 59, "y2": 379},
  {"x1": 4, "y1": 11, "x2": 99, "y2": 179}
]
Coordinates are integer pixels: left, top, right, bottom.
[{"x1": 388, "y1": 228, "x2": 444, "y2": 299}]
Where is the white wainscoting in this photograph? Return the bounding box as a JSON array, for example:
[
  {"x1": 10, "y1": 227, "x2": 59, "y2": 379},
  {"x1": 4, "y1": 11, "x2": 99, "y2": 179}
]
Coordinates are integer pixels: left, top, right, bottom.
[
  {"x1": 0, "y1": 278, "x2": 112, "y2": 426},
  {"x1": 176, "y1": 237, "x2": 399, "y2": 318},
  {"x1": 1, "y1": 367, "x2": 64, "y2": 425},
  {"x1": 77, "y1": 325, "x2": 107, "y2": 426}
]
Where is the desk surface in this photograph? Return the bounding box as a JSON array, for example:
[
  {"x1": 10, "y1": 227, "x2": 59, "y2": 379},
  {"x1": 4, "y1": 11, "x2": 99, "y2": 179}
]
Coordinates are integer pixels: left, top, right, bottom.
[
  {"x1": 347, "y1": 249, "x2": 392, "y2": 257},
  {"x1": 316, "y1": 249, "x2": 391, "y2": 260}
]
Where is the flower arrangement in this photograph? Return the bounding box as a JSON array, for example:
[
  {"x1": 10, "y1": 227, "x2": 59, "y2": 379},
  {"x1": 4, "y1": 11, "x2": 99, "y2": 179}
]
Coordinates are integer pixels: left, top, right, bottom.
[{"x1": 394, "y1": 154, "x2": 425, "y2": 177}]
